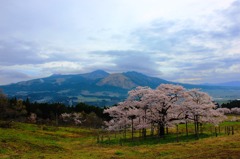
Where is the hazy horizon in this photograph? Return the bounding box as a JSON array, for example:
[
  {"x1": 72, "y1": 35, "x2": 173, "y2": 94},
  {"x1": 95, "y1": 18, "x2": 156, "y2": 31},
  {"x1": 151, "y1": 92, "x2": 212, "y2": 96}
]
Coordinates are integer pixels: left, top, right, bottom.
[{"x1": 1, "y1": 0, "x2": 240, "y2": 85}]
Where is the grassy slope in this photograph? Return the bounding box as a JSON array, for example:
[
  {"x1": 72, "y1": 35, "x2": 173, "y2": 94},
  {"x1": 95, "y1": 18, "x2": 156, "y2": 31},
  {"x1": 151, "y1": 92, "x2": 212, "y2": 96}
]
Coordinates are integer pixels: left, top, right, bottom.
[{"x1": 1, "y1": 122, "x2": 240, "y2": 159}]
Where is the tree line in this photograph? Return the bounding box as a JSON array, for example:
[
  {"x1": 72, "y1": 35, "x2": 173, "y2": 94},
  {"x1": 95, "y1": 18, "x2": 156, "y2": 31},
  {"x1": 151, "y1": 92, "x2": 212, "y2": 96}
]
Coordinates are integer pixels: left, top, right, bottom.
[
  {"x1": 221, "y1": 100, "x2": 240, "y2": 109},
  {"x1": 0, "y1": 90, "x2": 107, "y2": 128}
]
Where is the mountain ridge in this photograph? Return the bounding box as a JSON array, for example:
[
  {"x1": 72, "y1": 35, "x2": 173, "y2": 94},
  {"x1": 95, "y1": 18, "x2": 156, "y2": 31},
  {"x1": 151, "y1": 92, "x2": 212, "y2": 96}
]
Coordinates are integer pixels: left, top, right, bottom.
[{"x1": 1, "y1": 70, "x2": 240, "y2": 106}]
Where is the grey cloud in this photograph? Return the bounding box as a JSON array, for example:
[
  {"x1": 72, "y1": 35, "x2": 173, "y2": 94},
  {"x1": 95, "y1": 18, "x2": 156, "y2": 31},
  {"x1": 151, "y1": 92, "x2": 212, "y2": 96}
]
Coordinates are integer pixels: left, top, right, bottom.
[
  {"x1": 182, "y1": 62, "x2": 221, "y2": 71},
  {"x1": 0, "y1": 70, "x2": 30, "y2": 85},
  {"x1": 128, "y1": 0, "x2": 240, "y2": 83},
  {"x1": 132, "y1": 20, "x2": 215, "y2": 54},
  {"x1": 0, "y1": 39, "x2": 43, "y2": 65},
  {"x1": 167, "y1": 54, "x2": 240, "y2": 83},
  {"x1": 223, "y1": 0, "x2": 240, "y2": 35},
  {"x1": 218, "y1": 56, "x2": 240, "y2": 65},
  {"x1": 91, "y1": 50, "x2": 138, "y2": 57},
  {"x1": 91, "y1": 50, "x2": 162, "y2": 76},
  {"x1": 132, "y1": 1, "x2": 240, "y2": 54},
  {"x1": 209, "y1": 0, "x2": 240, "y2": 40},
  {"x1": 0, "y1": 39, "x2": 75, "y2": 66},
  {"x1": 114, "y1": 54, "x2": 157, "y2": 73},
  {"x1": 225, "y1": 0, "x2": 240, "y2": 17}
]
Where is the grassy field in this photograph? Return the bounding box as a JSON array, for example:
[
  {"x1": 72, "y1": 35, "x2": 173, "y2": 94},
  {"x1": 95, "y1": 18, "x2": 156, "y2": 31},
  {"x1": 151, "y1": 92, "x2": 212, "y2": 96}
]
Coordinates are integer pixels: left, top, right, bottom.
[{"x1": 1, "y1": 121, "x2": 240, "y2": 159}]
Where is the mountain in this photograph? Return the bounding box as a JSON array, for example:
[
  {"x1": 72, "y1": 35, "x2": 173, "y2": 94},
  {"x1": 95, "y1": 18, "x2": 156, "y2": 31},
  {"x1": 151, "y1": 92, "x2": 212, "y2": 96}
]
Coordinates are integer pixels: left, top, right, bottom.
[{"x1": 1, "y1": 70, "x2": 240, "y2": 106}]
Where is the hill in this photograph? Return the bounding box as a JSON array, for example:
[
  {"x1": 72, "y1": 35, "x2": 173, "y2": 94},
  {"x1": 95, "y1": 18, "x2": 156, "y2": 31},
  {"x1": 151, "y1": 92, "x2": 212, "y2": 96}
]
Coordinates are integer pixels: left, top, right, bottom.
[{"x1": 1, "y1": 70, "x2": 240, "y2": 106}]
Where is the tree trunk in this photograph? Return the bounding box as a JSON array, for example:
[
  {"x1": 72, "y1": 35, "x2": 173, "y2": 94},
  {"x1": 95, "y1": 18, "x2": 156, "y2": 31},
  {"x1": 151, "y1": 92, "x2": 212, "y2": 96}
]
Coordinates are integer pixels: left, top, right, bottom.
[
  {"x1": 151, "y1": 122, "x2": 154, "y2": 136},
  {"x1": 131, "y1": 118, "x2": 134, "y2": 140},
  {"x1": 142, "y1": 110, "x2": 147, "y2": 138},
  {"x1": 142, "y1": 128, "x2": 146, "y2": 138},
  {"x1": 159, "y1": 123, "x2": 165, "y2": 137},
  {"x1": 185, "y1": 120, "x2": 188, "y2": 136},
  {"x1": 124, "y1": 125, "x2": 127, "y2": 139},
  {"x1": 215, "y1": 127, "x2": 218, "y2": 137},
  {"x1": 200, "y1": 123, "x2": 203, "y2": 134},
  {"x1": 158, "y1": 112, "x2": 166, "y2": 137},
  {"x1": 194, "y1": 121, "x2": 197, "y2": 135},
  {"x1": 196, "y1": 115, "x2": 199, "y2": 139},
  {"x1": 176, "y1": 124, "x2": 179, "y2": 142},
  {"x1": 55, "y1": 113, "x2": 58, "y2": 126}
]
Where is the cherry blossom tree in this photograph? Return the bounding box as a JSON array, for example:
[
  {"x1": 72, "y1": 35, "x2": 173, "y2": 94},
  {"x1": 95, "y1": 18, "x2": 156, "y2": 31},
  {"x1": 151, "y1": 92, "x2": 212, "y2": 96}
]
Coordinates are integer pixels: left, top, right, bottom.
[
  {"x1": 144, "y1": 84, "x2": 186, "y2": 136},
  {"x1": 60, "y1": 112, "x2": 83, "y2": 125},
  {"x1": 104, "y1": 84, "x2": 226, "y2": 139},
  {"x1": 104, "y1": 101, "x2": 130, "y2": 138},
  {"x1": 231, "y1": 107, "x2": 240, "y2": 115},
  {"x1": 183, "y1": 89, "x2": 226, "y2": 138},
  {"x1": 105, "y1": 84, "x2": 187, "y2": 137},
  {"x1": 217, "y1": 108, "x2": 231, "y2": 114},
  {"x1": 127, "y1": 86, "x2": 152, "y2": 137}
]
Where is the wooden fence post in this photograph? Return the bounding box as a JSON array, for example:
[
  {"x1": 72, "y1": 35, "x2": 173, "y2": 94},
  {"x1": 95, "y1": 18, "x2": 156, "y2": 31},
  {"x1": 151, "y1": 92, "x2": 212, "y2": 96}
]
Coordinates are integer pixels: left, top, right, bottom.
[
  {"x1": 119, "y1": 137, "x2": 122, "y2": 146},
  {"x1": 97, "y1": 134, "x2": 100, "y2": 143},
  {"x1": 215, "y1": 127, "x2": 218, "y2": 137},
  {"x1": 176, "y1": 125, "x2": 179, "y2": 143}
]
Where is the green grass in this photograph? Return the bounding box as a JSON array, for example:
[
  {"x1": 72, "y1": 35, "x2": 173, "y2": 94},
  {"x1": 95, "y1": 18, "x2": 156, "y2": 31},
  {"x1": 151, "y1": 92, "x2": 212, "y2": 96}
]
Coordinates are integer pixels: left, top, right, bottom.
[{"x1": 1, "y1": 121, "x2": 240, "y2": 158}]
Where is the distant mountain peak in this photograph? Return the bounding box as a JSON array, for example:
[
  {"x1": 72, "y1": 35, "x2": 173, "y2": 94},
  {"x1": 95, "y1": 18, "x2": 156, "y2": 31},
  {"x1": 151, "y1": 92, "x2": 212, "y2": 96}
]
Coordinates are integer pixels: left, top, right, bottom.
[
  {"x1": 90, "y1": 70, "x2": 109, "y2": 74},
  {"x1": 81, "y1": 70, "x2": 109, "y2": 80}
]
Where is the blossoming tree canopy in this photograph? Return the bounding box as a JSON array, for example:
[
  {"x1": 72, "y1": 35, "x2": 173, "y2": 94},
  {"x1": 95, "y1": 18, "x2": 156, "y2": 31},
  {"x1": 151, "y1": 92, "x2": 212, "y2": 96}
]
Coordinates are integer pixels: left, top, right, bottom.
[{"x1": 104, "y1": 84, "x2": 226, "y2": 137}]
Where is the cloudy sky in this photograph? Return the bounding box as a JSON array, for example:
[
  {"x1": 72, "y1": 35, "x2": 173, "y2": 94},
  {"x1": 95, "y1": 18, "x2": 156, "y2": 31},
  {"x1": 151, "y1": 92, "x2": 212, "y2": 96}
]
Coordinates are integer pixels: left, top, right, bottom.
[{"x1": 0, "y1": 0, "x2": 240, "y2": 85}]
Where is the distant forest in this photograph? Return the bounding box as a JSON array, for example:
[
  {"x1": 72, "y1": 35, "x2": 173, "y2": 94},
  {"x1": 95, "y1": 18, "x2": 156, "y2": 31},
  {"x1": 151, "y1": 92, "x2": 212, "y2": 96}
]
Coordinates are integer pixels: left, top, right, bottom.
[
  {"x1": 0, "y1": 90, "x2": 109, "y2": 128},
  {"x1": 221, "y1": 100, "x2": 240, "y2": 109}
]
